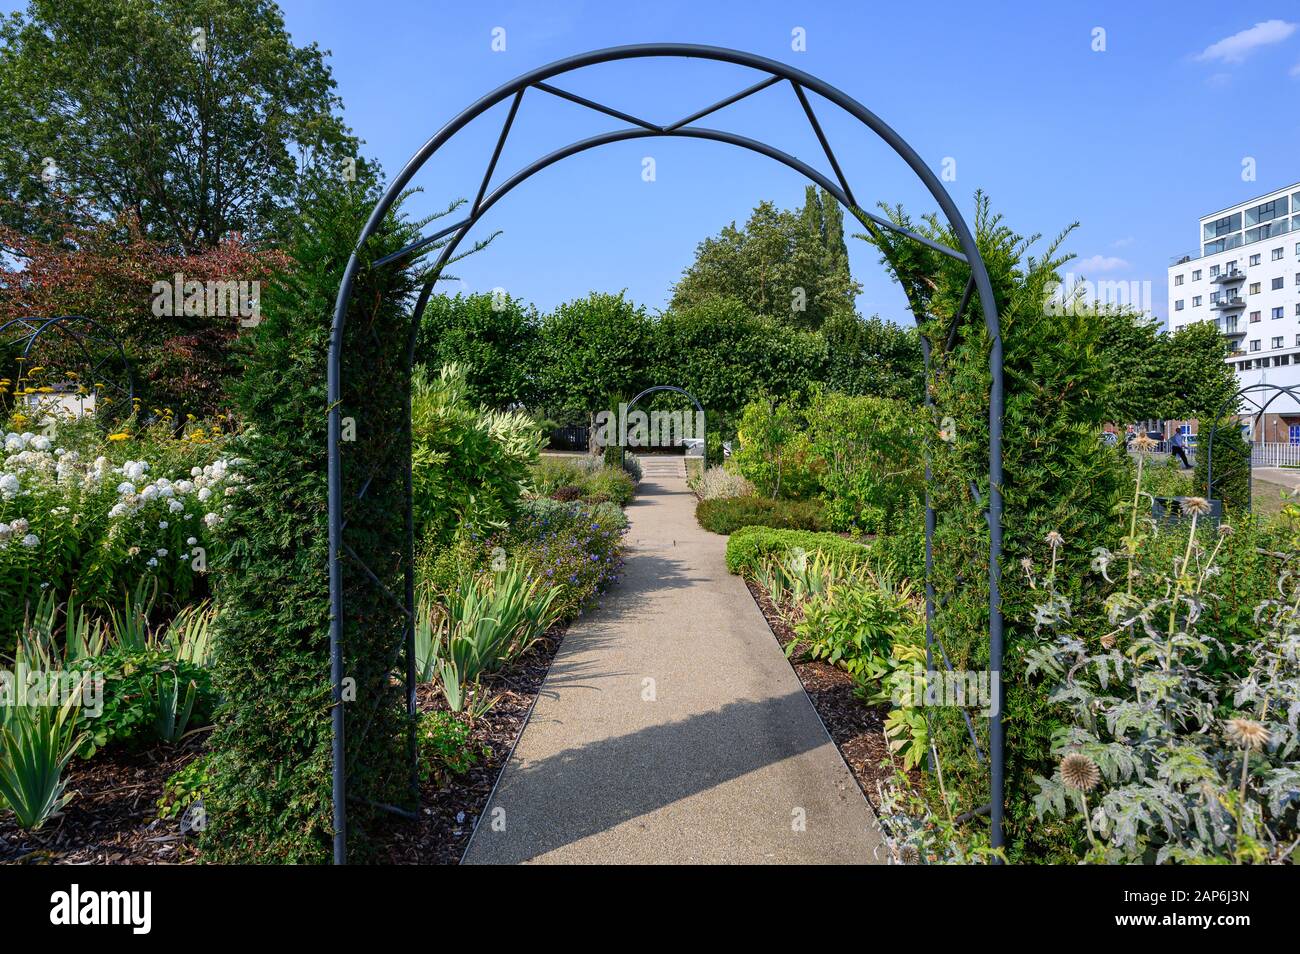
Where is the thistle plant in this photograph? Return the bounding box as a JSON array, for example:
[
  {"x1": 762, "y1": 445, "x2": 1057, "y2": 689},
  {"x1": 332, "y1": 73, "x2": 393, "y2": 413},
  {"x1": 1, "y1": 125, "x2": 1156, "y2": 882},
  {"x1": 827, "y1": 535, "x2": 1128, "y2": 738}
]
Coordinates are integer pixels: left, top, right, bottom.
[{"x1": 1025, "y1": 459, "x2": 1300, "y2": 864}]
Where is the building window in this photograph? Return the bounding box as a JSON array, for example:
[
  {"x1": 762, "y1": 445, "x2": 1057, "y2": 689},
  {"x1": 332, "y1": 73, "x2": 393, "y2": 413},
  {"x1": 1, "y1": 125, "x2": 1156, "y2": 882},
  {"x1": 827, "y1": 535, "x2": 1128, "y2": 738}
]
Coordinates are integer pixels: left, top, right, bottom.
[
  {"x1": 1192, "y1": 296, "x2": 1202, "y2": 306},
  {"x1": 1250, "y1": 339, "x2": 1261, "y2": 352},
  {"x1": 1291, "y1": 425, "x2": 1300, "y2": 445},
  {"x1": 1273, "y1": 247, "x2": 1285, "y2": 261},
  {"x1": 1272, "y1": 337, "x2": 1283, "y2": 349},
  {"x1": 1273, "y1": 277, "x2": 1285, "y2": 290},
  {"x1": 1251, "y1": 253, "x2": 1262, "y2": 266},
  {"x1": 1274, "y1": 307, "x2": 1285, "y2": 319},
  {"x1": 1250, "y1": 310, "x2": 1261, "y2": 322},
  {"x1": 1193, "y1": 269, "x2": 1202, "y2": 280},
  {"x1": 1174, "y1": 274, "x2": 1184, "y2": 285},
  {"x1": 1175, "y1": 299, "x2": 1184, "y2": 311},
  {"x1": 1250, "y1": 282, "x2": 1262, "y2": 294},
  {"x1": 1210, "y1": 264, "x2": 1221, "y2": 277}
]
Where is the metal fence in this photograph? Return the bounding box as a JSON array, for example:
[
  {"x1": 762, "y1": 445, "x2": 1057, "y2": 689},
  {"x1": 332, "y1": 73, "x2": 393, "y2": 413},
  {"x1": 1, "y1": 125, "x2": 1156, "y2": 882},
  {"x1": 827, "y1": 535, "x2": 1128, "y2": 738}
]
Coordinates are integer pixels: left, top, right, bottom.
[{"x1": 1251, "y1": 442, "x2": 1300, "y2": 468}]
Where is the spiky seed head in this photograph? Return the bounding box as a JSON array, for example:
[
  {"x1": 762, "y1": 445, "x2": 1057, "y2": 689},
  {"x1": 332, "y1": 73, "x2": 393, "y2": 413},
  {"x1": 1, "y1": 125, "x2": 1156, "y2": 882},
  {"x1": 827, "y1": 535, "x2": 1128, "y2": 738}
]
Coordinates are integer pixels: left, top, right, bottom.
[
  {"x1": 1182, "y1": 496, "x2": 1212, "y2": 517},
  {"x1": 1218, "y1": 524, "x2": 1234, "y2": 537},
  {"x1": 1100, "y1": 633, "x2": 1116, "y2": 650},
  {"x1": 1224, "y1": 718, "x2": 1270, "y2": 751},
  {"x1": 898, "y1": 843, "x2": 920, "y2": 865},
  {"x1": 1060, "y1": 753, "x2": 1101, "y2": 792},
  {"x1": 1132, "y1": 434, "x2": 1157, "y2": 453},
  {"x1": 1045, "y1": 531, "x2": 1065, "y2": 548}
]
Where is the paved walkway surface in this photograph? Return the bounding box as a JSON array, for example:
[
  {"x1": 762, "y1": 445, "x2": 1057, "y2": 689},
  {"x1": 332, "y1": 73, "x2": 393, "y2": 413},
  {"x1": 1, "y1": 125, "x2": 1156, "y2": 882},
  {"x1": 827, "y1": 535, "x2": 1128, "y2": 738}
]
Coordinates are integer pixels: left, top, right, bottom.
[
  {"x1": 1254, "y1": 466, "x2": 1300, "y2": 492},
  {"x1": 462, "y1": 470, "x2": 883, "y2": 865}
]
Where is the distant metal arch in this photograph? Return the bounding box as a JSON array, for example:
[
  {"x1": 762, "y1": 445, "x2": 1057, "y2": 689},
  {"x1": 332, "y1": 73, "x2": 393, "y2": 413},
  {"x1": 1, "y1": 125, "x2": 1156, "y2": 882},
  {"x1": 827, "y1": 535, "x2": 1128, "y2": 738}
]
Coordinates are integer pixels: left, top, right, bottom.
[
  {"x1": 1206, "y1": 381, "x2": 1300, "y2": 510},
  {"x1": 0, "y1": 315, "x2": 133, "y2": 416},
  {"x1": 329, "y1": 43, "x2": 1006, "y2": 864},
  {"x1": 623, "y1": 385, "x2": 707, "y2": 470}
]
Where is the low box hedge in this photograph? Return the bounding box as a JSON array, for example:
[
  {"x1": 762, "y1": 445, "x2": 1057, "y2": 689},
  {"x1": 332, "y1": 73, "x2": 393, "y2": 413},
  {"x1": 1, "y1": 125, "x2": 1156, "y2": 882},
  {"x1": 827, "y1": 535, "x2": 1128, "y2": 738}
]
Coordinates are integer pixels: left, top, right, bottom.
[
  {"x1": 724, "y1": 526, "x2": 870, "y2": 575},
  {"x1": 696, "y1": 495, "x2": 826, "y2": 535}
]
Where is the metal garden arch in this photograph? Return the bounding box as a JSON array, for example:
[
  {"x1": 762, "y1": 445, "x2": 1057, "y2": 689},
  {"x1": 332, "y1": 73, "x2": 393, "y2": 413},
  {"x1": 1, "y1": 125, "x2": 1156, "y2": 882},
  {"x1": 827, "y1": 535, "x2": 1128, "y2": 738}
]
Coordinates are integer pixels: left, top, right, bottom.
[
  {"x1": 0, "y1": 315, "x2": 134, "y2": 414},
  {"x1": 329, "y1": 43, "x2": 1005, "y2": 864},
  {"x1": 1206, "y1": 381, "x2": 1300, "y2": 510},
  {"x1": 623, "y1": 385, "x2": 707, "y2": 470}
]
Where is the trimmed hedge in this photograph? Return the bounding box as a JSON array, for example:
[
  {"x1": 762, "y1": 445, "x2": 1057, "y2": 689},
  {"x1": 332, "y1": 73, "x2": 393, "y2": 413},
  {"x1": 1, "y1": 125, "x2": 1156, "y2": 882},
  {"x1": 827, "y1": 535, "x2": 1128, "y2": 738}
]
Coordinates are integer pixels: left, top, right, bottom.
[
  {"x1": 696, "y1": 495, "x2": 826, "y2": 535},
  {"x1": 724, "y1": 526, "x2": 870, "y2": 575},
  {"x1": 199, "y1": 183, "x2": 423, "y2": 863}
]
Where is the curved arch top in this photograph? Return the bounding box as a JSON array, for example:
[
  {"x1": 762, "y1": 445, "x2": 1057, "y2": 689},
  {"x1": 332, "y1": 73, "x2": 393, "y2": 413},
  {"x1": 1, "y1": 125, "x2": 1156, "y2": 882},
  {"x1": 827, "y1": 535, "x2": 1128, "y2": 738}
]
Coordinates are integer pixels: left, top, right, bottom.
[
  {"x1": 328, "y1": 43, "x2": 1006, "y2": 864},
  {"x1": 624, "y1": 384, "x2": 708, "y2": 470},
  {"x1": 1, "y1": 314, "x2": 134, "y2": 413}
]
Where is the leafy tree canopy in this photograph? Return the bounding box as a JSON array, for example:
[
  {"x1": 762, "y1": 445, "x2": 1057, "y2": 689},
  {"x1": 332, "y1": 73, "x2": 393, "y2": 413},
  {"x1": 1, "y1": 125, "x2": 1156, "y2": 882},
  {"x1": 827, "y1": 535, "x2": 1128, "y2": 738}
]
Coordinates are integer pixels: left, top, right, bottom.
[
  {"x1": 536, "y1": 290, "x2": 651, "y2": 420},
  {"x1": 670, "y1": 186, "x2": 859, "y2": 329},
  {"x1": 0, "y1": 0, "x2": 362, "y2": 250},
  {"x1": 415, "y1": 292, "x2": 541, "y2": 409}
]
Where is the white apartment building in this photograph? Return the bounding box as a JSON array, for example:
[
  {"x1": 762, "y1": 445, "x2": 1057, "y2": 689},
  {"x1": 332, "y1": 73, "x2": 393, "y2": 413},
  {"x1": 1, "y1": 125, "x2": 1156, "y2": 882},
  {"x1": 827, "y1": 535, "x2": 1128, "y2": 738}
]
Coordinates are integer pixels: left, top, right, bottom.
[{"x1": 1168, "y1": 181, "x2": 1300, "y2": 442}]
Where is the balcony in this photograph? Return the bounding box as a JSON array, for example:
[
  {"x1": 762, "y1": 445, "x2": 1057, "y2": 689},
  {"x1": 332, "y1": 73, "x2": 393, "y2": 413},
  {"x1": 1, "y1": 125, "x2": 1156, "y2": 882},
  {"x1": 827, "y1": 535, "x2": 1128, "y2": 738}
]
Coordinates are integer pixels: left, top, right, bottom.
[
  {"x1": 1221, "y1": 323, "x2": 1246, "y2": 337},
  {"x1": 1211, "y1": 296, "x2": 1246, "y2": 311},
  {"x1": 1211, "y1": 268, "x2": 1247, "y2": 284}
]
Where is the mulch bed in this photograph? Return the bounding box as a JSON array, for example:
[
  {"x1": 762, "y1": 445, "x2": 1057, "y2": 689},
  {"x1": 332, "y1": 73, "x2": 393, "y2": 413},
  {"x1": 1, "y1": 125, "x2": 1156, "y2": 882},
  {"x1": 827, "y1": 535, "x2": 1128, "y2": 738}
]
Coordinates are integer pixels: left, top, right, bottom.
[
  {"x1": 0, "y1": 738, "x2": 206, "y2": 865},
  {"x1": 376, "y1": 625, "x2": 564, "y2": 864},
  {"x1": 745, "y1": 578, "x2": 899, "y2": 811},
  {"x1": 1, "y1": 626, "x2": 567, "y2": 866}
]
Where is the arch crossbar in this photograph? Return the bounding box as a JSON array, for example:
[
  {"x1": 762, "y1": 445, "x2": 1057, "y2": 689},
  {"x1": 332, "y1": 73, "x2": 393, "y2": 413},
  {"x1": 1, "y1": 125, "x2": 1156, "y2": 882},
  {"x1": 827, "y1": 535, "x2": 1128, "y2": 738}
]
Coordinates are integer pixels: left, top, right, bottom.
[{"x1": 329, "y1": 43, "x2": 1005, "y2": 864}]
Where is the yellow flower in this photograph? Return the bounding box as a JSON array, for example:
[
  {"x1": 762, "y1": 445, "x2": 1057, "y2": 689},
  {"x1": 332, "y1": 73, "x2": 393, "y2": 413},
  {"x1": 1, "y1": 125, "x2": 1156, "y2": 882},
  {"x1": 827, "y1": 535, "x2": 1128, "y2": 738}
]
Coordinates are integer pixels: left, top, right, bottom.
[{"x1": 107, "y1": 432, "x2": 129, "y2": 442}]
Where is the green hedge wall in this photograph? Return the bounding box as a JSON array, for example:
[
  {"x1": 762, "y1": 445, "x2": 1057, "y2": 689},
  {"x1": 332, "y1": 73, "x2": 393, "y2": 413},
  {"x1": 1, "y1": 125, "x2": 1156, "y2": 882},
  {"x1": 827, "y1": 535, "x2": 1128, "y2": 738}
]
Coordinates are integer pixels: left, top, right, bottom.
[
  {"x1": 199, "y1": 183, "x2": 425, "y2": 863},
  {"x1": 868, "y1": 195, "x2": 1122, "y2": 861}
]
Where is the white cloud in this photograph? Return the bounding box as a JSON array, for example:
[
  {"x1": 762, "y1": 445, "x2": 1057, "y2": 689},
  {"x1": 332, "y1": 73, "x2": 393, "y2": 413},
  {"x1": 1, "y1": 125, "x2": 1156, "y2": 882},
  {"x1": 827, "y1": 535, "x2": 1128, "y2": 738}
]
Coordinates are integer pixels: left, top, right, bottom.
[
  {"x1": 1075, "y1": 255, "x2": 1129, "y2": 273},
  {"x1": 1290, "y1": 61, "x2": 1300, "y2": 77},
  {"x1": 1112, "y1": 236, "x2": 1136, "y2": 249},
  {"x1": 1195, "y1": 20, "x2": 1297, "y2": 64}
]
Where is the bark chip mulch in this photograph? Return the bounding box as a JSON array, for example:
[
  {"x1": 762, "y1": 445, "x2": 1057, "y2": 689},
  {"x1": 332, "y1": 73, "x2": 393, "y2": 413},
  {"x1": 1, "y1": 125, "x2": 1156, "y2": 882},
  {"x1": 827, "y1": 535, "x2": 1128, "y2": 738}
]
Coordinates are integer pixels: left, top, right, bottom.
[{"x1": 0, "y1": 739, "x2": 204, "y2": 865}]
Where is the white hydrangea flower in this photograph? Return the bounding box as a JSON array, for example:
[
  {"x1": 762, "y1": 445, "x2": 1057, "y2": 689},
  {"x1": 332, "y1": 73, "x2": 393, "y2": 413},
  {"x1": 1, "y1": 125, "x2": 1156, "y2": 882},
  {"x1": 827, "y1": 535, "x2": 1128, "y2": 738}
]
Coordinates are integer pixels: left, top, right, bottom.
[
  {"x1": 29, "y1": 435, "x2": 51, "y2": 451},
  {"x1": 158, "y1": 521, "x2": 168, "y2": 530},
  {"x1": 117, "y1": 481, "x2": 136, "y2": 495},
  {"x1": 156, "y1": 548, "x2": 168, "y2": 557},
  {"x1": 0, "y1": 473, "x2": 19, "y2": 498},
  {"x1": 203, "y1": 512, "x2": 220, "y2": 528},
  {"x1": 168, "y1": 499, "x2": 184, "y2": 512},
  {"x1": 21, "y1": 533, "x2": 39, "y2": 548},
  {"x1": 10, "y1": 518, "x2": 29, "y2": 534},
  {"x1": 197, "y1": 487, "x2": 212, "y2": 502},
  {"x1": 186, "y1": 536, "x2": 197, "y2": 546}
]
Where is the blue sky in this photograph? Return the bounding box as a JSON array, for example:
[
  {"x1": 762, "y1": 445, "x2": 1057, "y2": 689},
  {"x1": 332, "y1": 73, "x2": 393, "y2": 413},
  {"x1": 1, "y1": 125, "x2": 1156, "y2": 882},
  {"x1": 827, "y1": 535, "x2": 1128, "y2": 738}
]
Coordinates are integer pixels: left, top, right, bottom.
[{"x1": 12, "y1": 1, "x2": 1300, "y2": 324}]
